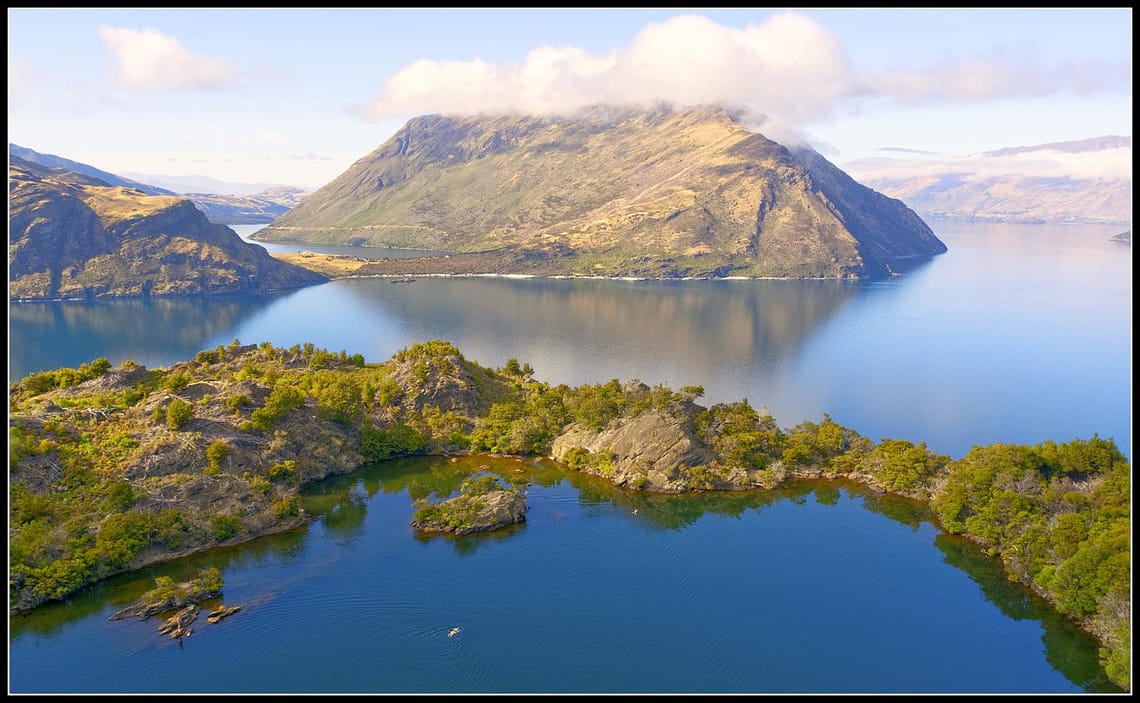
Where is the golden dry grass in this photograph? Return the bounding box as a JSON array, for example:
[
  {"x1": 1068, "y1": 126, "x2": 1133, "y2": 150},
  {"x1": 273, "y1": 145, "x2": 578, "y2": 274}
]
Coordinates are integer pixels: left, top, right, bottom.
[
  {"x1": 271, "y1": 252, "x2": 372, "y2": 277},
  {"x1": 82, "y1": 187, "x2": 184, "y2": 223}
]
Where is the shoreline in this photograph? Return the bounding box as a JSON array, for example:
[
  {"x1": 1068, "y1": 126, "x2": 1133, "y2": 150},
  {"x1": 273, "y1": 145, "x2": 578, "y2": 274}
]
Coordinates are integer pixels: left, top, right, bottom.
[
  {"x1": 8, "y1": 514, "x2": 313, "y2": 618},
  {"x1": 6, "y1": 449, "x2": 1114, "y2": 657}
]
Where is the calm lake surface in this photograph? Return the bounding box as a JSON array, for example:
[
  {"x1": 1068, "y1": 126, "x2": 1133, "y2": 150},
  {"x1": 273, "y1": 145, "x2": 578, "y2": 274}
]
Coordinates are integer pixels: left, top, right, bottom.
[{"x1": 7, "y1": 221, "x2": 1131, "y2": 693}]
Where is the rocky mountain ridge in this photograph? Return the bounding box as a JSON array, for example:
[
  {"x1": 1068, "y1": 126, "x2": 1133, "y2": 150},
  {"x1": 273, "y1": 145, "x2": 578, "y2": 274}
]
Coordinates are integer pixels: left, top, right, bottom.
[
  {"x1": 256, "y1": 104, "x2": 946, "y2": 279},
  {"x1": 10, "y1": 142, "x2": 176, "y2": 197},
  {"x1": 8, "y1": 157, "x2": 327, "y2": 300},
  {"x1": 10, "y1": 144, "x2": 311, "y2": 225}
]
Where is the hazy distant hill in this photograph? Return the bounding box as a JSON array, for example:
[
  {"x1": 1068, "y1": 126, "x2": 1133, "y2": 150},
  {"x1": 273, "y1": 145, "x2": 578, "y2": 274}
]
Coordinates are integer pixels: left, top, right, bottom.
[
  {"x1": 844, "y1": 136, "x2": 1132, "y2": 225},
  {"x1": 118, "y1": 173, "x2": 291, "y2": 196},
  {"x1": 179, "y1": 186, "x2": 312, "y2": 224},
  {"x1": 9, "y1": 144, "x2": 312, "y2": 225},
  {"x1": 118, "y1": 170, "x2": 314, "y2": 223},
  {"x1": 257, "y1": 104, "x2": 946, "y2": 279},
  {"x1": 9, "y1": 157, "x2": 327, "y2": 300},
  {"x1": 10, "y1": 143, "x2": 176, "y2": 197}
]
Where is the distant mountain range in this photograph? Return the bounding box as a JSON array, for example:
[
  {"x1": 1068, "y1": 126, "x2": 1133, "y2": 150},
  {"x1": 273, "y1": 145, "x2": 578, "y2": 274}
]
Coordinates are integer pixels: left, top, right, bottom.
[
  {"x1": 12, "y1": 117, "x2": 1127, "y2": 295},
  {"x1": 843, "y1": 136, "x2": 1131, "y2": 225},
  {"x1": 257, "y1": 104, "x2": 946, "y2": 279},
  {"x1": 9, "y1": 156, "x2": 326, "y2": 300},
  {"x1": 10, "y1": 143, "x2": 177, "y2": 197},
  {"x1": 118, "y1": 172, "x2": 305, "y2": 196},
  {"x1": 175, "y1": 186, "x2": 311, "y2": 225},
  {"x1": 9, "y1": 144, "x2": 311, "y2": 224}
]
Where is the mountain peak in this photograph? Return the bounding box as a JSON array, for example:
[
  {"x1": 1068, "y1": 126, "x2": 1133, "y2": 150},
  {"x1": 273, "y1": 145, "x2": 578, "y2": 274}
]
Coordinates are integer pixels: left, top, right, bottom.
[{"x1": 258, "y1": 104, "x2": 945, "y2": 279}]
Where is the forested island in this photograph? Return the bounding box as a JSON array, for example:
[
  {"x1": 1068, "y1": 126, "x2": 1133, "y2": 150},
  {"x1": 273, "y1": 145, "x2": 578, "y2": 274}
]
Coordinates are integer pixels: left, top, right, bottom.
[{"x1": 8, "y1": 340, "x2": 1130, "y2": 689}]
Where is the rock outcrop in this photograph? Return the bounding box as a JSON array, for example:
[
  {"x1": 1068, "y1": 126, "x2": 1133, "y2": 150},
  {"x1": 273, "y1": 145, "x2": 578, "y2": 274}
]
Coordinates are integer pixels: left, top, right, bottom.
[
  {"x1": 157, "y1": 605, "x2": 199, "y2": 639},
  {"x1": 206, "y1": 604, "x2": 242, "y2": 624},
  {"x1": 549, "y1": 401, "x2": 757, "y2": 493},
  {"x1": 411, "y1": 488, "x2": 528, "y2": 536}
]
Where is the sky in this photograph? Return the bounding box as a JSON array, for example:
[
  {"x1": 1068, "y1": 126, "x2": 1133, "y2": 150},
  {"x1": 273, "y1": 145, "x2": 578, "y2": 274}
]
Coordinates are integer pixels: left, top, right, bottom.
[{"x1": 7, "y1": 8, "x2": 1133, "y2": 190}]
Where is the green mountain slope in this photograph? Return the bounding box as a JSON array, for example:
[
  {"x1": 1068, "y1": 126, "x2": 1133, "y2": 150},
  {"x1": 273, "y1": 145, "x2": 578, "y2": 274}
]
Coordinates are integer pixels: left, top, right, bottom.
[{"x1": 257, "y1": 104, "x2": 946, "y2": 278}]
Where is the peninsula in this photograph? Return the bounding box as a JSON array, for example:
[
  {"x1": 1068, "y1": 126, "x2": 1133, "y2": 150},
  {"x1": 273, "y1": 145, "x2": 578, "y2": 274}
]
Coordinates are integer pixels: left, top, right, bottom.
[
  {"x1": 8, "y1": 157, "x2": 326, "y2": 301},
  {"x1": 8, "y1": 340, "x2": 1129, "y2": 688}
]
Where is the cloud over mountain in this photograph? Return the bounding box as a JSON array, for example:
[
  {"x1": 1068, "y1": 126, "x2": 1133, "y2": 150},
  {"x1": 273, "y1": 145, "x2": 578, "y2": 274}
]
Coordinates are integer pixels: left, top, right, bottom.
[{"x1": 356, "y1": 12, "x2": 1130, "y2": 128}]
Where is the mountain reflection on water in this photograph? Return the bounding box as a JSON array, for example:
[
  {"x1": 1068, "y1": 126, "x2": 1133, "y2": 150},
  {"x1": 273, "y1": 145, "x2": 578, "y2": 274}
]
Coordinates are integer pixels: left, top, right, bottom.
[{"x1": 335, "y1": 275, "x2": 861, "y2": 404}]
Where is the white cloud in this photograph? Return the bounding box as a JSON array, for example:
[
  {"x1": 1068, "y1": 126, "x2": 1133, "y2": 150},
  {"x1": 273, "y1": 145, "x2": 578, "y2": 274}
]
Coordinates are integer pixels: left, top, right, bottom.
[
  {"x1": 844, "y1": 145, "x2": 1132, "y2": 183},
  {"x1": 98, "y1": 26, "x2": 231, "y2": 90},
  {"x1": 357, "y1": 12, "x2": 858, "y2": 124},
  {"x1": 354, "y1": 12, "x2": 1130, "y2": 129},
  {"x1": 867, "y1": 56, "x2": 1129, "y2": 103}
]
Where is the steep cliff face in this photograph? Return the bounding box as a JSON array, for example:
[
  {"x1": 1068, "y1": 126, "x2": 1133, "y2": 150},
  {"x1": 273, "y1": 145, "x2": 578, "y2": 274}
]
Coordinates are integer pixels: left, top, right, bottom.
[
  {"x1": 258, "y1": 104, "x2": 946, "y2": 279},
  {"x1": 789, "y1": 145, "x2": 948, "y2": 276},
  {"x1": 9, "y1": 158, "x2": 328, "y2": 300}
]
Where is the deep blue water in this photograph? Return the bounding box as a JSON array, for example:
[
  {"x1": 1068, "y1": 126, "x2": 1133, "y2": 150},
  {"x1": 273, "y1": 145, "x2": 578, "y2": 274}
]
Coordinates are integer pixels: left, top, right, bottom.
[
  {"x1": 7, "y1": 457, "x2": 1120, "y2": 693},
  {"x1": 7, "y1": 221, "x2": 1131, "y2": 692}
]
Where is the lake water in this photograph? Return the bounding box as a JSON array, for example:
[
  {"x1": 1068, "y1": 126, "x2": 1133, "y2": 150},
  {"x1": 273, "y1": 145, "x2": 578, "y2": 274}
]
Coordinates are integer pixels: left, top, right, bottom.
[
  {"x1": 7, "y1": 221, "x2": 1131, "y2": 693},
  {"x1": 10, "y1": 222, "x2": 1131, "y2": 462}
]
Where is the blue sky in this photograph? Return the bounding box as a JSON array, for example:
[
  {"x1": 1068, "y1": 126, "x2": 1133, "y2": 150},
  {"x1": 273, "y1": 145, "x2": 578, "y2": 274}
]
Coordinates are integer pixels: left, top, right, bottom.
[{"x1": 7, "y1": 8, "x2": 1132, "y2": 189}]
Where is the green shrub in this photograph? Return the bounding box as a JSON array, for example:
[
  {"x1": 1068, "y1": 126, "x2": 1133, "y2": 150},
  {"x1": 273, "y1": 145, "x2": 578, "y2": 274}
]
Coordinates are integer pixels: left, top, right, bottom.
[
  {"x1": 211, "y1": 515, "x2": 241, "y2": 542},
  {"x1": 226, "y1": 394, "x2": 252, "y2": 414},
  {"x1": 250, "y1": 385, "x2": 305, "y2": 431},
  {"x1": 361, "y1": 424, "x2": 424, "y2": 461},
  {"x1": 246, "y1": 474, "x2": 271, "y2": 496},
  {"x1": 165, "y1": 398, "x2": 194, "y2": 430},
  {"x1": 206, "y1": 439, "x2": 229, "y2": 474},
  {"x1": 273, "y1": 495, "x2": 302, "y2": 520},
  {"x1": 267, "y1": 459, "x2": 297, "y2": 482},
  {"x1": 106, "y1": 482, "x2": 135, "y2": 511},
  {"x1": 163, "y1": 371, "x2": 192, "y2": 392}
]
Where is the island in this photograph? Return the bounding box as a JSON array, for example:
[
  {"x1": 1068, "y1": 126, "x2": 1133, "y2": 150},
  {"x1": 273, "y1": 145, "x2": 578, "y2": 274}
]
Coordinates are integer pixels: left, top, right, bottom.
[
  {"x1": 107, "y1": 567, "x2": 242, "y2": 640},
  {"x1": 410, "y1": 475, "x2": 528, "y2": 535},
  {"x1": 254, "y1": 104, "x2": 947, "y2": 280},
  {"x1": 8, "y1": 339, "x2": 1130, "y2": 689}
]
